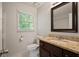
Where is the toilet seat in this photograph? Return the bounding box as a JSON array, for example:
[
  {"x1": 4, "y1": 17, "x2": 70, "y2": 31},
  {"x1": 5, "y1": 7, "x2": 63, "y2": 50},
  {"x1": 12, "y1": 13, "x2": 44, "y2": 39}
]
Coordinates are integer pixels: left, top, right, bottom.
[{"x1": 27, "y1": 44, "x2": 39, "y2": 50}]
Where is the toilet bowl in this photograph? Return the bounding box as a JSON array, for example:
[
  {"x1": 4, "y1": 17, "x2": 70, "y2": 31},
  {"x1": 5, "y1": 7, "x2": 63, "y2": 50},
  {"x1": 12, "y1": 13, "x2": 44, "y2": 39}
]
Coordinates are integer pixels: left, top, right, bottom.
[{"x1": 27, "y1": 44, "x2": 39, "y2": 57}]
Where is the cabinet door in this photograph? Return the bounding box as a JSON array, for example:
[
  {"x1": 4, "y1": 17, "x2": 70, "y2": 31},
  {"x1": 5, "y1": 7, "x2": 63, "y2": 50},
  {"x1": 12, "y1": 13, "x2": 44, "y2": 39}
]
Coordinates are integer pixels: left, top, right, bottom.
[
  {"x1": 40, "y1": 48, "x2": 50, "y2": 57},
  {"x1": 50, "y1": 45, "x2": 62, "y2": 57}
]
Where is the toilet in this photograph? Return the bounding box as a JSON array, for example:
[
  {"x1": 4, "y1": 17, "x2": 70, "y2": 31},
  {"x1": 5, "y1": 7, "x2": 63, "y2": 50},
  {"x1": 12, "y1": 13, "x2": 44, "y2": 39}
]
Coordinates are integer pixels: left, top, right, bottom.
[
  {"x1": 26, "y1": 35, "x2": 42, "y2": 57},
  {"x1": 27, "y1": 44, "x2": 39, "y2": 57}
]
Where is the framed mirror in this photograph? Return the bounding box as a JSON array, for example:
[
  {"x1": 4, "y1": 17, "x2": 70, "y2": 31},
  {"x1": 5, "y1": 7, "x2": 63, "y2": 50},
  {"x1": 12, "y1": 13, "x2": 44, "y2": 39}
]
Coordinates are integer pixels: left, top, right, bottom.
[{"x1": 51, "y1": 2, "x2": 78, "y2": 33}]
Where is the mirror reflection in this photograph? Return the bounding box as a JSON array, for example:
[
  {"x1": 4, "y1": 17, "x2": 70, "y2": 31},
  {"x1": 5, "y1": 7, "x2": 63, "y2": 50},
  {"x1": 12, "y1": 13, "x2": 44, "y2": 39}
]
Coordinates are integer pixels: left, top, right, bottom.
[{"x1": 53, "y1": 3, "x2": 72, "y2": 29}]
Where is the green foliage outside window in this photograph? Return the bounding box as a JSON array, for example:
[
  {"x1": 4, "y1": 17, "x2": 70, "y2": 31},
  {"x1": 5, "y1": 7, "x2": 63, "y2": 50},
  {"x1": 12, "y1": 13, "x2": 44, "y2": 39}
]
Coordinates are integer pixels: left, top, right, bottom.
[{"x1": 18, "y1": 12, "x2": 34, "y2": 31}]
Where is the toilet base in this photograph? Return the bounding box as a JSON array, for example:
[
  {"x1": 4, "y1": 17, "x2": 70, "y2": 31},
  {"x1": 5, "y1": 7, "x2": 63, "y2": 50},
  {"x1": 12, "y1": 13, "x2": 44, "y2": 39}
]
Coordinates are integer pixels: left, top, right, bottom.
[{"x1": 28, "y1": 49, "x2": 39, "y2": 57}]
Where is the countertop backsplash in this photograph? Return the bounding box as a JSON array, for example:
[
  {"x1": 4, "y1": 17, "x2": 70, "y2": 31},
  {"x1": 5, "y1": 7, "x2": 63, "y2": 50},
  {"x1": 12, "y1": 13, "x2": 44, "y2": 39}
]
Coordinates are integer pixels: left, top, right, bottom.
[{"x1": 48, "y1": 33, "x2": 79, "y2": 42}]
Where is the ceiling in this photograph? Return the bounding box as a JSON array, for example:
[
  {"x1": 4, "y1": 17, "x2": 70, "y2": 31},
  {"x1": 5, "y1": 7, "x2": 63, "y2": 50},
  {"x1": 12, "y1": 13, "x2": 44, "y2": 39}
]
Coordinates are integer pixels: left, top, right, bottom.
[
  {"x1": 25, "y1": 2, "x2": 61, "y2": 8},
  {"x1": 26, "y1": 2, "x2": 45, "y2": 8}
]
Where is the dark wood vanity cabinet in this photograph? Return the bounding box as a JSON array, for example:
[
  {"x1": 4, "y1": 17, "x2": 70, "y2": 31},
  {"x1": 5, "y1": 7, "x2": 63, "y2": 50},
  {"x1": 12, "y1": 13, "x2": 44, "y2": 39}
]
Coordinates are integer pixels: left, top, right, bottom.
[
  {"x1": 62, "y1": 49, "x2": 79, "y2": 57},
  {"x1": 40, "y1": 40, "x2": 62, "y2": 57},
  {"x1": 50, "y1": 45, "x2": 62, "y2": 57},
  {"x1": 40, "y1": 47, "x2": 50, "y2": 57},
  {"x1": 40, "y1": 40, "x2": 79, "y2": 57},
  {"x1": 40, "y1": 40, "x2": 50, "y2": 57}
]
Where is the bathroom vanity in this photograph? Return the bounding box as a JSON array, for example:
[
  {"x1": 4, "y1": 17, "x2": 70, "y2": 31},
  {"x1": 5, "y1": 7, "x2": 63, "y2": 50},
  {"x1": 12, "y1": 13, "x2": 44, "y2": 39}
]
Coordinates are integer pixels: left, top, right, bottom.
[{"x1": 39, "y1": 37, "x2": 79, "y2": 57}]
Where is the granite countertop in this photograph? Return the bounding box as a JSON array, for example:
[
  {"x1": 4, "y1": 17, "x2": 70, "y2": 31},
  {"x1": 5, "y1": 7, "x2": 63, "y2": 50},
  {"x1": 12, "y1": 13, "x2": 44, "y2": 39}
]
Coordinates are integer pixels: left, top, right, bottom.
[{"x1": 40, "y1": 37, "x2": 79, "y2": 54}]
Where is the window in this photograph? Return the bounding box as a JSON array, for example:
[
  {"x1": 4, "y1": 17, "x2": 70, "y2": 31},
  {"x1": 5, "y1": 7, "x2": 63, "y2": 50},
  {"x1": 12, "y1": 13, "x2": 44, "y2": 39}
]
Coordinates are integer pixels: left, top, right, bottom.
[{"x1": 18, "y1": 11, "x2": 34, "y2": 32}]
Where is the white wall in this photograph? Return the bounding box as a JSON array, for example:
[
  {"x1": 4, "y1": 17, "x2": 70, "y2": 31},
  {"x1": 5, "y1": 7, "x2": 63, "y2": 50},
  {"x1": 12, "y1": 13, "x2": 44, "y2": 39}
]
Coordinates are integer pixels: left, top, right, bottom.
[
  {"x1": 37, "y1": 3, "x2": 51, "y2": 36},
  {"x1": 37, "y1": 2, "x2": 79, "y2": 36},
  {"x1": 3, "y1": 2, "x2": 37, "y2": 56},
  {"x1": 0, "y1": 2, "x2": 2, "y2": 51}
]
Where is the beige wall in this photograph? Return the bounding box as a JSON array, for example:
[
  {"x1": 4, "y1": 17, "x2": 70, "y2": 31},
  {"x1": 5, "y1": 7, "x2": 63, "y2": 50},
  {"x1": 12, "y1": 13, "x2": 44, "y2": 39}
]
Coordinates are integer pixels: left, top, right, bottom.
[
  {"x1": 0, "y1": 2, "x2": 2, "y2": 51},
  {"x1": 3, "y1": 2, "x2": 37, "y2": 56},
  {"x1": 37, "y1": 2, "x2": 79, "y2": 36},
  {"x1": 37, "y1": 3, "x2": 51, "y2": 36}
]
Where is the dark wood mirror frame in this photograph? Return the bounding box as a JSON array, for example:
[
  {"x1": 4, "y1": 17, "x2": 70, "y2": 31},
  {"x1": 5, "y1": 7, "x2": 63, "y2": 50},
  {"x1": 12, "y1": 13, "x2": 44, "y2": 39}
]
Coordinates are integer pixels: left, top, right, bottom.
[{"x1": 51, "y1": 2, "x2": 78, "y2": 33}]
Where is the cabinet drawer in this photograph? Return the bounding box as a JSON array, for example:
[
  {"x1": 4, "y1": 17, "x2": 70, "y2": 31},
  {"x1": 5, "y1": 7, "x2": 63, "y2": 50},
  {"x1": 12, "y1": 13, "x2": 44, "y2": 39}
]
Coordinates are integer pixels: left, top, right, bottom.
[
  {"x1": 43, "y1": 42, "x2": 52, "y2": 50},
  {"x1": 40, "y1": 40, "x2": 62, "y2": 57},
  {"x1": 40, "y1": 40, "x2": 51, "y2": 50},
  {"x1": 62, "y1": 49, "x2": 79, "y2": 57},
  {"x1": 40, "y1": 40, "x2": 45, "y2": 47}
]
